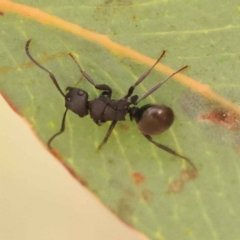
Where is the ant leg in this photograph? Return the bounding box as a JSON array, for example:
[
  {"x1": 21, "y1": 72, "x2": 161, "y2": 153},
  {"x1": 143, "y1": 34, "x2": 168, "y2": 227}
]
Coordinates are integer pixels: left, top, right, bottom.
[
  {"x1": 97, "y1": 121, "x2": 117, "y2": 151},
  {"x1": 144, "y1": 135, "x2": 197, "y2": 171},
  {"x1": 48, "y1": 108, "x2": 68, "y2": 149},
  {"x1": 68, "y1": 53, "x2": 112, "y2": 97},
  {"x1": 135, "y1": 65, "x2": 188, "y2": 104},
  {"x1": 25, "y1": 39, "x2": 65, "y2": 97},
  {"x1": 124, "y1": 50, "x2": 166, "y2": 99}
]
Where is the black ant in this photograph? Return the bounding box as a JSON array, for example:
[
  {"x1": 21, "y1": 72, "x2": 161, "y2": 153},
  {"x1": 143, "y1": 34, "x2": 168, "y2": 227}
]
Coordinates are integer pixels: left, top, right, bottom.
[{"x1": 25, "y1": 39, "x2": 196, "y2": 171}]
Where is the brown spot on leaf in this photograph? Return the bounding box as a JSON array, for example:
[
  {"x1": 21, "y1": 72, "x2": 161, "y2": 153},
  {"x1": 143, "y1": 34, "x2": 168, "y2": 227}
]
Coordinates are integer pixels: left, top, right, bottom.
[
  {"x1": 131, "y1": 172, "x2": 146, "y2": 186},
  {"x1": 167, "y1": 179, "x2": 184, "y2": 194},
  {"x1": 180, "y1": 169, "x2": 198, "y2": 182},
  {"x1": 141, "y1": 189, "x2": 153, "y2": 203},
  {"x1": 167, "y1": 168, "x2": 198, "y2": 194},
  {"x1": 200, "y1": 109, "x2": 240, "y2": 131},
  {"x1": 132, "y1": 14, "x2": 136, "y2": 20},
  {"x1": 119, "y1": 123, "x2": 129, "y2": 131},
  {"x1": 0, "y1": 12, "x2": 4, "y2": 16}
]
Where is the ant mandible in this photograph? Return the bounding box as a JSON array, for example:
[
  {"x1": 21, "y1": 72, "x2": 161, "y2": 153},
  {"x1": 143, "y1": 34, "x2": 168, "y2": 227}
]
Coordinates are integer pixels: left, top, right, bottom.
[{"x1": 25, "y1": 39, "x2": 196, "y2": 171}]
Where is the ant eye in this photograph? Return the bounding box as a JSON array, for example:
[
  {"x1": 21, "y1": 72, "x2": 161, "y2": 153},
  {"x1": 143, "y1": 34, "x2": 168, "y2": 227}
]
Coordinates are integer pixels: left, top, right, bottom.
[{"x1": 77, "y1": 90, "x2": 85, "y2": 96}]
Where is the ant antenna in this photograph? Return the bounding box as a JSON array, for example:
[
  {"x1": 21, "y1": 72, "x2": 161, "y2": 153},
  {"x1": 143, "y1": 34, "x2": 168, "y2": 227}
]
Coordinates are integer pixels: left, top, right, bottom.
[
  {"x1": 68, "y1": 53, "x2": 112, "y2": 95},
  {"x1": 124, "y1": 50, "x2": 166, "y2": 99},
  {"x1": 68, "y1": 53, "x2": 96, "y2": 86},
  {"x1": 135, "y1": 65, "x2": 188, "y2": 104},
  {"x1": 25, "y1": 39, "x2": 66, "y2": 98}
]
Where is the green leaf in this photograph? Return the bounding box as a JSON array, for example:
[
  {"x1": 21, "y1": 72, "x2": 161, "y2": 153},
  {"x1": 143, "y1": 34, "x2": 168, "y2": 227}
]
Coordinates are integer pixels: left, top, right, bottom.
[{"x1": 1, "y1": 1, "x2": 240, "y2": 239}]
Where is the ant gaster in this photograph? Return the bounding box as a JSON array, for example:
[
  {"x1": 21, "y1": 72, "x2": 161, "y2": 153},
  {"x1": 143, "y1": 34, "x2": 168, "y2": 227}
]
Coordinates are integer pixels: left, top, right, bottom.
[{"x1": 25, "y1": 39, "x2": 196, "y2": 171}]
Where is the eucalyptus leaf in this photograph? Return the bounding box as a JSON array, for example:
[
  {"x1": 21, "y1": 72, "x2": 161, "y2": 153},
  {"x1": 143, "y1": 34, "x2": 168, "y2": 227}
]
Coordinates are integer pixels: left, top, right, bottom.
[{"x1": 1, "y1": 1, "x2": 240, "y2": 239}]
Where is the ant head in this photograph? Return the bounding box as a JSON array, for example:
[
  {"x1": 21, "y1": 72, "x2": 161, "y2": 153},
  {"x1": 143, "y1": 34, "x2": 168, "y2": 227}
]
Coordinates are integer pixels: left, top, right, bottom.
[
  {"x1": 65, "y1": 87, "x2": 89, "y2": 117},
  {"x1": 135, "y1": 104, "x2": 174, "y2": 136}
]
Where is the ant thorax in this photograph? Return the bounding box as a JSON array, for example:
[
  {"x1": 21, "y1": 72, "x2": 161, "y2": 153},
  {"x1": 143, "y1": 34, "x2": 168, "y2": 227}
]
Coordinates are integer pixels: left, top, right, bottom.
[{"x1": 88, "y1": 95, "x2": 130, "y2": 125}]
